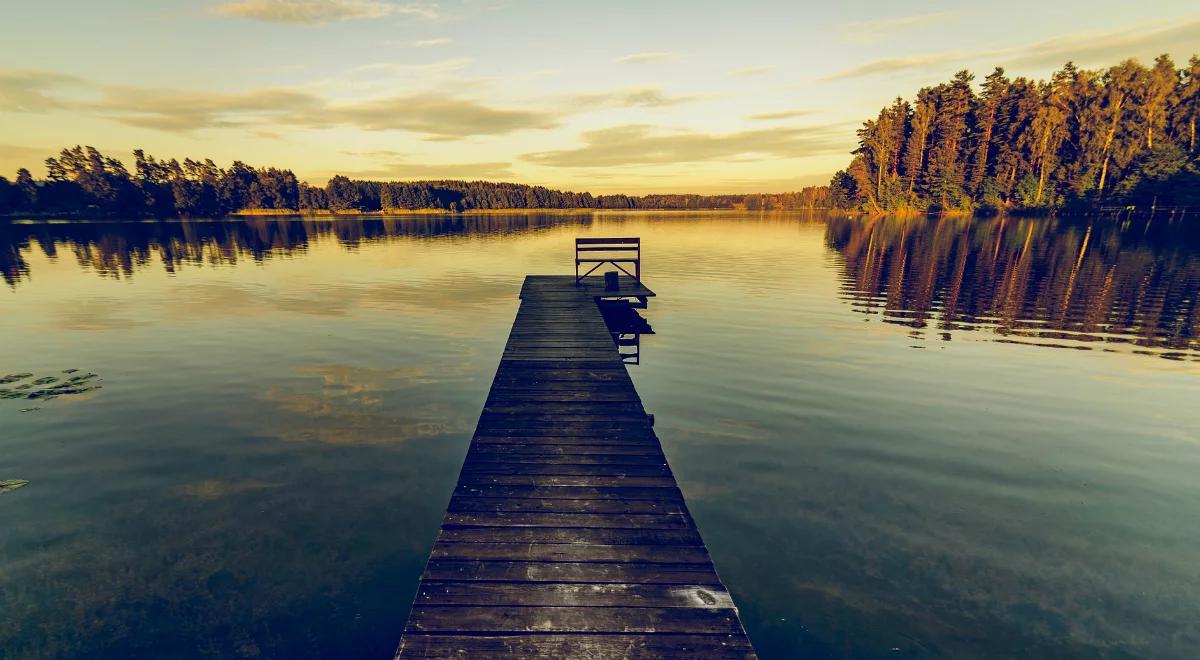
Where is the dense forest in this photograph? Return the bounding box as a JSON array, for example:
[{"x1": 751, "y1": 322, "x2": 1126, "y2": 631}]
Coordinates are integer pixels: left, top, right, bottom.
[
  {"x1": 830, "y1": 54, "x2": 1200, "y2": 213},
  {"x1": 0, "y1": 146, "x2": 831, "y2": 217}
]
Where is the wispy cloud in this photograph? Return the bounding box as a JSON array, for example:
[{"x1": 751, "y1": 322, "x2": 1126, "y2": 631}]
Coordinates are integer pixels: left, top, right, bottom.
[
  {"x1": 313, "y1": 93, "x2": 558, "y2": 138},
  {"x1": 414, "y1": 36, "x2": 451, "y2": 47},
  {"x1": 1005, "y1": 18, "x2": 1200, "y2": 68},
  {"x1": 563, "y1": 85, "x2": 701, "y2": 110},
  {"x1": 825, "y1": 17, "x2": 1200, "y2": 80},
  {"x1": 0, "y1": 68, "x2": 559, "y2": 140},
  {"x1": 838, "y1": 11, "x2": 962, "y2": 43},
  {"x1": 332, "y1": 157, "x2": 515, "y2": 180},
  {"x1": 749, "y1": 109, "x2": 810, "y2": 121},
  {"x1": 81, "y1": 85, "x2": 325, "y2": 131},
  {"x1": 824, "y1": 53, "x2": 964, "y2": 81},
  {"x1": 352, "y1": 58, "x2": 473, "y2": 75},
  {"x1": 614, "y1": 51, "x2": 682, "y2": 64},
  {"x1": 0, "y1": 69, "x2": 82, "y2": 112},
  {"x1": 211, "y1": 0, "x2": 441, "y2": 25},
  {"x1": 0, "y1": 143, "x2": 55, "y2": 177},
  {"x1": 523, "y1": 123, "x2": 848, "y2": 168},
  {"x1": 730, "y1": 65, "x2": 776, "y2": 77}
]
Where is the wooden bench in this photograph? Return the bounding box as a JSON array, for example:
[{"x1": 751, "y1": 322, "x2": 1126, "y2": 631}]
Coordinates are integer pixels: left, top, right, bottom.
[{"x1": 576, "y1": 237, "x2": 641, "y2": 285}]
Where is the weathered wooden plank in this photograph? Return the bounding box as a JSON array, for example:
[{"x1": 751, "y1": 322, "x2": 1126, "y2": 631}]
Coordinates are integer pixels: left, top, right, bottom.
[
  {"x1": 396, "y1": 634, "x2": 753, "y2": 659},
  {"x1": 464, "y1": 453, "x2": 667, "y2": 466},
  {"x1": 452, "y1": 484, "x2": 684, "y2": 501},
  {"x1": 476, "y1": 422, "x2": 653, "y2": 432},
  {"x1": 442, "y1": 512, "x2": 693, "y2": 529},
  {"x1": 458, "y1": 464, "x2": 671, "y2": 477},
  {"x1": 482, "y1": 402, "x2": 647, "y2": 415},
  {"x1": 500, "y1": 353, "x2": 620, "y2": 361},
  {"x1": 448, "y1": 496, "x2": 686, "y2": 515},
  {"x1": 405, "y1": 605, "x2": 745, "y2": 634},
  {"x1": 469, "y1": 444, "x2": 664, "y2": 456},
  {"x1": 493, "y1": 360, "x2": 626, "y2": 371},
  {"x1": 422, "y1": 559, "x2": 722, "y2": 584},
  {"x1": 414, "y1": 582, "x2": 735, "y2": 608},
  {"x1": 468, "y1": 436, "x2": 657, "y2": 448},
  {"x1": 428, "y1": 542, "x2": 712, "y2": 564},
  {"x1": 487, "y1": 392, "x2": 643, "y2": 403},
  {"x1": 491, "y1": 374, "x2": 633, "y2": 384},
  {"x1": 438, "y1": 526, "x2": 703, "y2": 546},
  {"x1": 456, "y1": 475, "x2": 677, "y2": 487}
]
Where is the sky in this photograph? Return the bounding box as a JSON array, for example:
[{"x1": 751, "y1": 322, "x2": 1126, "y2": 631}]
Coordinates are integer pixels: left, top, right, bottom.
[{"x1": 1, "y1": 0, "x2": 1198, "y2": 194}]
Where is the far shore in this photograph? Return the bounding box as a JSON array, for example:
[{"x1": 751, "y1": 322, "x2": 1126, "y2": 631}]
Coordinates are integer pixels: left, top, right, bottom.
[
  {"x1": 5, "y1": 207, "x2": 1162, "y2": 222},
  {"x1": 1, "y1": 207, "x2": 837, "y2": 221},
  {"x1": 230, "y1": 207, "x2": 831, "y2": 216}
]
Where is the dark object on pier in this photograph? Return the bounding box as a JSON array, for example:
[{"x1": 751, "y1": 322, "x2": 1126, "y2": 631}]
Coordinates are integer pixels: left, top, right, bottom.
[
  {"x1": 605, "y1": 270, "x2": 620, "y2": 291},
  {"x1": 576, "y1": 237, "x2": 641, "y2": 285},
  {"x1": 394, "y1": 273, "x2": 755, "y2": 658}
]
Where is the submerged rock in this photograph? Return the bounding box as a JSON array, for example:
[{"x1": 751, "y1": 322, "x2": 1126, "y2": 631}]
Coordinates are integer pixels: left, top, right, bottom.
[
  {"x1": 0, "y1": 373, "x2": 33, "y2": 385},
  {"x1": 0, "y1": 480, "x2": 30, "y2": 494},
  {"x1": 0, "y1": 371, "x2": 102, "y2": 401}
]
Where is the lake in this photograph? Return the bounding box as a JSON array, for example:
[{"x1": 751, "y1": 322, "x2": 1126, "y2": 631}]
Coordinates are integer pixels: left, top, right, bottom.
[{"x1": 1, "y1": 212, "x2": 1198, "y2": 659}]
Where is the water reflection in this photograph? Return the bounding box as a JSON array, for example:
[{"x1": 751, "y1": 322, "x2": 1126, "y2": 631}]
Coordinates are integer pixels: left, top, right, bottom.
[
  {"x1": 2, "y1": 212, "x2": 1198, "y2": 659},
  {"x1": 598, "y1": 300, "x2": 654, "y2": 365},
  {"x1": 0, "y1": 214, "x2": 590, "y2": 285},
  {"x1": 826, "y1": 215, "x2": 1200, "y2": 360},
  {"x1": 259, "y1": 365, "x2": 474, "y2": 445}
]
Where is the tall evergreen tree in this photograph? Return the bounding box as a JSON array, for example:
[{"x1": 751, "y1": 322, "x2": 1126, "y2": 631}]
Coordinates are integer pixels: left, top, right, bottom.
[{"x1": 832, "y1": 52, "x2": 1200, "y2": 212}]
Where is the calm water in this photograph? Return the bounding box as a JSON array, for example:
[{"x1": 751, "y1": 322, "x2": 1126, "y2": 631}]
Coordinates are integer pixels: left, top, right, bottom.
[{"x1": 1, "y1": 212, "x2": 1198, "y2": 659}]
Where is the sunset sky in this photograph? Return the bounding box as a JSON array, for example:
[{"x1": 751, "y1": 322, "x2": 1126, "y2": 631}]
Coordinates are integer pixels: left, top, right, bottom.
[{"x1": 2, "y1": 1, "x2": 1198, "y2": 193}]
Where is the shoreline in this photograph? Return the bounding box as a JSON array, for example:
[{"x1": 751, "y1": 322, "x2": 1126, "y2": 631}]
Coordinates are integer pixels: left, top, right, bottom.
[{"x1": 2, "y1": 207, "x2": 836, "y2": 222}]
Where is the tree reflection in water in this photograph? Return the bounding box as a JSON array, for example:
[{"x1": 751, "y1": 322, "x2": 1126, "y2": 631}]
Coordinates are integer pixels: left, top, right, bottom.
[{"x1": 826, "y1": 214, "x2": 1200, "y2": 359}]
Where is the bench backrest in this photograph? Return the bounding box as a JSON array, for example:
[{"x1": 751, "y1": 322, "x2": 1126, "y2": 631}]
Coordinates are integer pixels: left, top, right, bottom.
[
  {"x1": 575, "y1": 237, "x2": 641, "y2": 283},
  {"x1": 576, "y1": 237, "x2": 640, "y2": 249}
]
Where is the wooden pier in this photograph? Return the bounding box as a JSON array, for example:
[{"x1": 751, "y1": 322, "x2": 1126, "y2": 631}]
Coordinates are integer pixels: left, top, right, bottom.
[{"x1": 395, "y1": 274, "x2": 756, "y2": 658}]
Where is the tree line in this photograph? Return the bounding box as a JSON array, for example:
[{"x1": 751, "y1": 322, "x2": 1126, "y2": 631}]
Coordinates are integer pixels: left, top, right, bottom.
[
  {"x1": 829, "y1": 54, "x2": 1200, "y2": 213},
  {"x1": 0, "y1": 147, "x2": 301, "y2": 218},
  {"x1": 0, "y1": 146, "x2": 832, "y2": 217}
]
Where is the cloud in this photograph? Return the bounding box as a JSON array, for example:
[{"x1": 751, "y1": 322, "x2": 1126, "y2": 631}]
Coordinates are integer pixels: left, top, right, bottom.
[
  {"x1": 823, "y1": 53, "x2": 965, "y2": 81},
  {"x1": 332, "y1": 155, "x2": 515, "y2": 180},
  {"x1": 749, "y1": 109, "x2": 811, "y2": 121},
  {"x1": 351, "y1": 57, "x2": 473, "y2": 75},
  {"x1": 1004, "y1": 18, "x2": 1200, "y2": 69},
  {"x1": 614, "y1": 51, "x2": 681, "y2": 64},
  {"x1": 85, "y1": 85, "x2": 324, "y2": 131},
  {"x1": 824, "y1": 18, "x2": 1200, "y2": 80},
  {"x1": 522, "y1": 123, "x2": 849, "y2": 168},
  {"x1": 0, "y1": 69, "x2": 82, "y2": 112},
  {"x1": 730, "y1": 65, "x2": 776, "y2": 77},
  {"x1": 211, "y1": 0, "x2": 440, "y2": 25},
  {"x1": 414, "y1": 37, "x2": 451, "y2": 47},
  {"x1": 0, "y1": 69, "x2": 558, "y2": 139},
  {"x1": 563, "y1": 85, "x2": 700, "y2": 110},
  {"x1": 838, "y1": 11, "x2": 962, "y2": 43},
  {"x1": 0, "y1": 143, "x2": 52, "y2": 162},
  {"x1": 312, "y1": 93, "x2": 558, "y2": 138}
]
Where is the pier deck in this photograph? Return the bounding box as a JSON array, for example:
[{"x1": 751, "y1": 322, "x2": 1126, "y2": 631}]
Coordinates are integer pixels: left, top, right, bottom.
[{"x1": 395, "y1": 275, "x2": 755, "y2": 659}]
